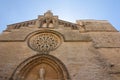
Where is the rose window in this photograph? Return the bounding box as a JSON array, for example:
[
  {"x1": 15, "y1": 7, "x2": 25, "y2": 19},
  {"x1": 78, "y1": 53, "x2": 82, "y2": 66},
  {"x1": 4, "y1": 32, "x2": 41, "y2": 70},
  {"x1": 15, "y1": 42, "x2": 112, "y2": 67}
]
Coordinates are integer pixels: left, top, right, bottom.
[{"x1": 28, "y1": 33, "x2": 61, "y2": 53}]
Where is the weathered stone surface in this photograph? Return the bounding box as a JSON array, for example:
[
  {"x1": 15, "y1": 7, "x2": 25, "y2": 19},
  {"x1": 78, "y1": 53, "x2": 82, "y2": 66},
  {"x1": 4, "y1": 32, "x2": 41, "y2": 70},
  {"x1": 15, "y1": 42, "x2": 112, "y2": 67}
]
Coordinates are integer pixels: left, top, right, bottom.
[
  {"x1": 0, "y1": 11, "x2": 120, "y2": 80},
  {"x1": 89, "y1": 32, "x2": 120, "y2": 48},
  {"x1": 0, "y1": 28, "x2": 91, "y2": 42},
  {"x1": 77, "y1": 20, "x2": 117, "y2": 32}
]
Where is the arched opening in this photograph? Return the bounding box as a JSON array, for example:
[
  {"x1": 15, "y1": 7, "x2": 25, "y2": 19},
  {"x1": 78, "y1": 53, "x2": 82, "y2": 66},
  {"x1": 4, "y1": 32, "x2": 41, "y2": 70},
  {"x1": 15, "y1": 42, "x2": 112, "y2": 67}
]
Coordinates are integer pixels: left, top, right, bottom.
[{"x1": 10, "y1": 54, "x2": 70, "y2": 80}]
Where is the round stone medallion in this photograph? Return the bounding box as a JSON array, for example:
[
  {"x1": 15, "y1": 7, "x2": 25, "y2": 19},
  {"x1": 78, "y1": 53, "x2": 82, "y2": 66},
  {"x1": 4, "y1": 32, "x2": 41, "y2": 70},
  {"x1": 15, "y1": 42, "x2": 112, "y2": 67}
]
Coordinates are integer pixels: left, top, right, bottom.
[{"x1": 28, "y1": 32, "x2": 61, "y2": 53}]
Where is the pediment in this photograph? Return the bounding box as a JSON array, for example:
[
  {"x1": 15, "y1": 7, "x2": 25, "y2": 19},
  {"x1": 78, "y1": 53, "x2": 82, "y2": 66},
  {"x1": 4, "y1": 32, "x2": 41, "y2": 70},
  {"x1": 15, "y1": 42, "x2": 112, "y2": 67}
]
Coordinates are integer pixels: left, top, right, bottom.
[
  {"x1": 1, "y1": 11, "x2": 119, "y2": 48},
  {"x1": 5, "y1": 11, "x2": 78, "y2": 32},
  {"x1": 4, "y1": 11, "x2": 117, "y2": 33}
]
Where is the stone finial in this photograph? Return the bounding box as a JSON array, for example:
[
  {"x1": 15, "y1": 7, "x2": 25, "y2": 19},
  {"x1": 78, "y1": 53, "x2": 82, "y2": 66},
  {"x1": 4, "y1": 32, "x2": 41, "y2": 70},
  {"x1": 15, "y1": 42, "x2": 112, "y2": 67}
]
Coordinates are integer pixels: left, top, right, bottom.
[{"x1": 44, "y1": 10, "x2": 53, "y2": 17}]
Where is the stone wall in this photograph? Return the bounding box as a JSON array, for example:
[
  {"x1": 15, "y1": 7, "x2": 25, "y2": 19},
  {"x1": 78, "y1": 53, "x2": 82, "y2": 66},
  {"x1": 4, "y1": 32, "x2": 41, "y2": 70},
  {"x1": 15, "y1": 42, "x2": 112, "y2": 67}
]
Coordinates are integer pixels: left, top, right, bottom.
[
  {"x1": 0, "y1": 11, "x2": 120, "y2": 80},
  {"x1": 0, "y1": 40, "x2": 118, "y2": 80}
]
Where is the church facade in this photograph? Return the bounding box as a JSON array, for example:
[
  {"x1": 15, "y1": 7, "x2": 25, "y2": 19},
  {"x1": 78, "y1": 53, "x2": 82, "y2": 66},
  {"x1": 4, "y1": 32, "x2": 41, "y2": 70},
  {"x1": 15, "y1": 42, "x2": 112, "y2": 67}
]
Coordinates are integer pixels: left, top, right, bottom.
[{"x1": 0, "y1": 11, "x2": 120, "y2": 80}]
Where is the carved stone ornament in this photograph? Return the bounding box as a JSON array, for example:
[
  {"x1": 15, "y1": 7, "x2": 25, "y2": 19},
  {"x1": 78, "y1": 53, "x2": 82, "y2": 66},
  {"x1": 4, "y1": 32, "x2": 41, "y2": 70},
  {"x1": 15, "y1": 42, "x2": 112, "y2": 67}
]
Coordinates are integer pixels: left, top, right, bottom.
[
  {"x1": 10, "y1": 54, "x2": 70, "y2": 80},
  {"x1": 28, "y1": 32, "x2": 61, "y2": 53}
]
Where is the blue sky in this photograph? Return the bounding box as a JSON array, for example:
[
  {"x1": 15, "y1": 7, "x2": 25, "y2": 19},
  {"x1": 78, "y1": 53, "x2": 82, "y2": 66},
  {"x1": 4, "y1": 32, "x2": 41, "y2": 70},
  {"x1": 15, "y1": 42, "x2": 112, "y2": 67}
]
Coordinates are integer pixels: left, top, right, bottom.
[{"x1": 0, "y1": 0, "x2": 120, "y2": 32}]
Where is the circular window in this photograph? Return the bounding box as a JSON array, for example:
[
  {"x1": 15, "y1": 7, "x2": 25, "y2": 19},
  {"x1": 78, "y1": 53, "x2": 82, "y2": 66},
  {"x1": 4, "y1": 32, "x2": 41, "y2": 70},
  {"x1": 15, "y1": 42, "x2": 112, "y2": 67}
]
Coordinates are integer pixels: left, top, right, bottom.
[{"x1": 28, "y1": 32, "x2": 61, "y2": 53}]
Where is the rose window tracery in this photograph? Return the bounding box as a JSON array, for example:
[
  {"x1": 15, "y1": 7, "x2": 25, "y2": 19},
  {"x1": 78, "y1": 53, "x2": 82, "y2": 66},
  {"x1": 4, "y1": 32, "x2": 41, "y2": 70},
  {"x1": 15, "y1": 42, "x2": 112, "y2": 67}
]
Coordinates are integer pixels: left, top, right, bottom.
[{"x1": 28, "y1": 32, "x2": 61, "y2": 53}]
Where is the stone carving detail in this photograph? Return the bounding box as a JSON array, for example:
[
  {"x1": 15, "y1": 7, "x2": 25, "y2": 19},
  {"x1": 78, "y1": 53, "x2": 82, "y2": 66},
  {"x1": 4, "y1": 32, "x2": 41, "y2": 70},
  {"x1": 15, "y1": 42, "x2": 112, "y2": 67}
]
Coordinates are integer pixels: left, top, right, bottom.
[
  {"x1": 38, "y1": 67, "x2": 46, "y2": 80},
  {"x1": 58, "y1": 20, "x2": 78, "y2": 30},
  {"x1": 38, "y1": 10, "x2": 58, "y2": 28},
  {"x1": 28, "y1": 32, "x2": 61, "y2": 53},
  {"x1": 6, "y1": 19, "x2": 36, "y2": 30},
  {"x1": 10, "y1": 54, "x2": 70, "y2": 80}
]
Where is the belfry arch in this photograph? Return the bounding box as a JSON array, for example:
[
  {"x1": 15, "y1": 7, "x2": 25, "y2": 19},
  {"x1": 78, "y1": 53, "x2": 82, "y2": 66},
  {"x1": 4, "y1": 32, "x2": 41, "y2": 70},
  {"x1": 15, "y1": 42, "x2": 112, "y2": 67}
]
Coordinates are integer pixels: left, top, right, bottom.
[{"x1": 10, "y1": 54, "x2": 70, "y2": 80}]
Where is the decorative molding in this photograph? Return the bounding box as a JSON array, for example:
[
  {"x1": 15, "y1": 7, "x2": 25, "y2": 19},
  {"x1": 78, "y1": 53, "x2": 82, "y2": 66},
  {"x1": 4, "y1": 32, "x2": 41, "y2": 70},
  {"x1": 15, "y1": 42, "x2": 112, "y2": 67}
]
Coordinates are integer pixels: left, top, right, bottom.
[
  {"x1": 5, "y1": 19, "x2": 37, "y2": 31},
  {"x1": 59, "y1": 20, "x2": 78, "y2": 30},
  {"x1": 4, "y1": 11, "x2": 78, "y2": 32},
  {"x1": 27, "y1": 30, "x2": 62, "y2": 54},
  {"x1": 10, "y1": 54, "x2": 70, "y2": 80}
]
